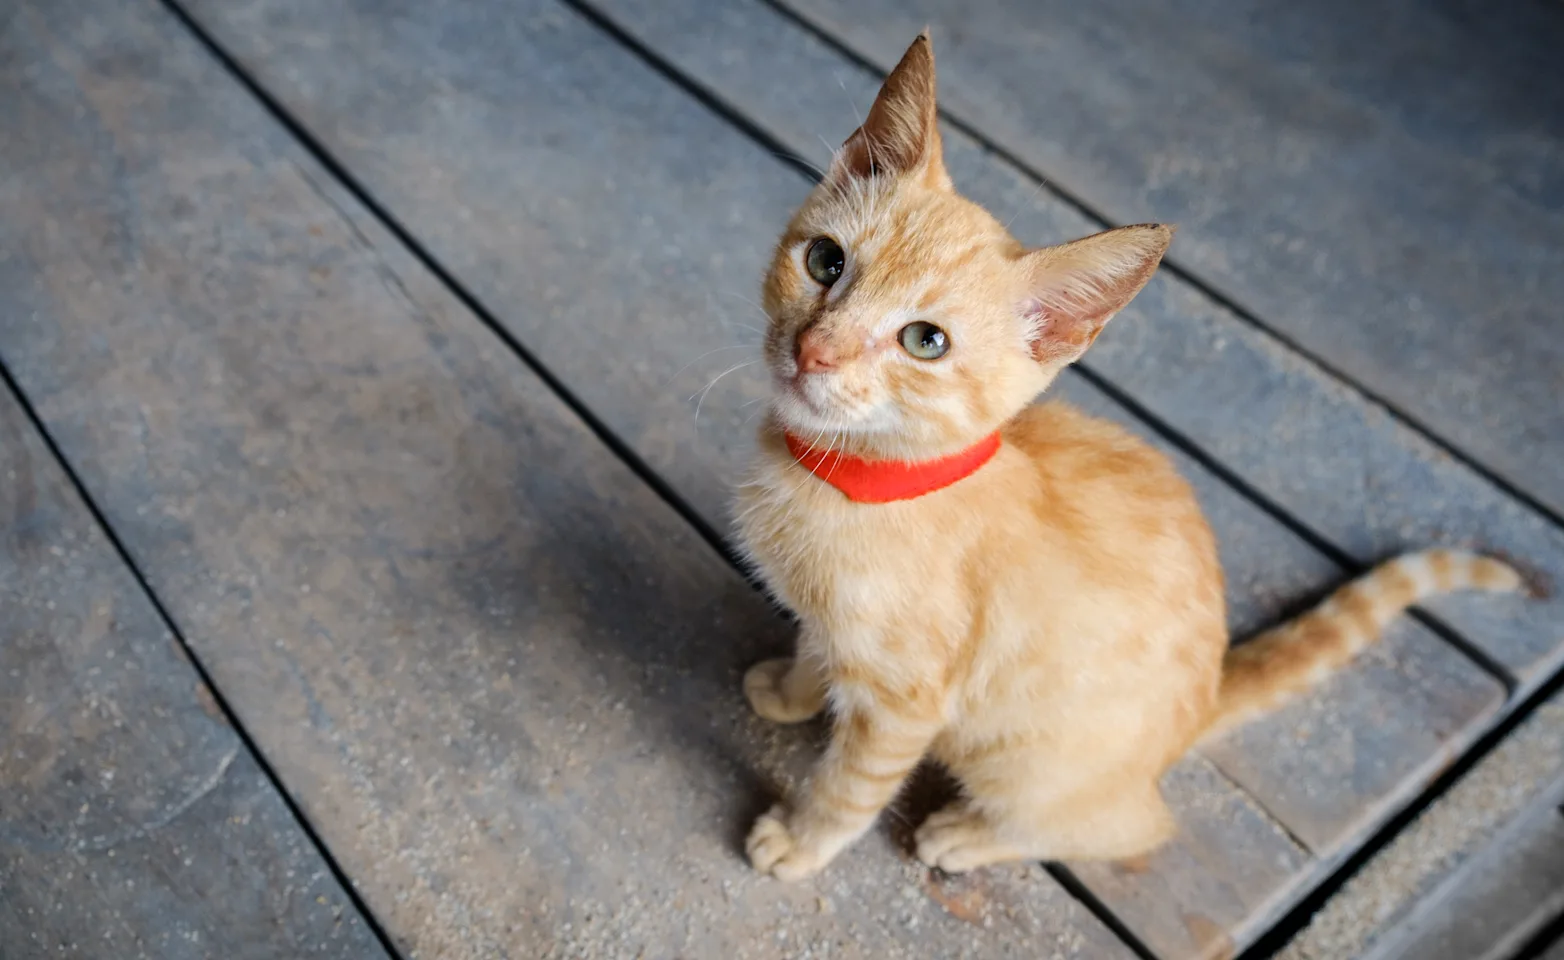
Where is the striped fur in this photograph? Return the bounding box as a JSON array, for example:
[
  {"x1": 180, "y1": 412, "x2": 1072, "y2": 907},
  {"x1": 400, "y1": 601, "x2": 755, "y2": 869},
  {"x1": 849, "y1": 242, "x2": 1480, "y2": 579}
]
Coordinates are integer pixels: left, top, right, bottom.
[{"x1": 1201, "y1": 549, "x2": 1524, "y2": 742}]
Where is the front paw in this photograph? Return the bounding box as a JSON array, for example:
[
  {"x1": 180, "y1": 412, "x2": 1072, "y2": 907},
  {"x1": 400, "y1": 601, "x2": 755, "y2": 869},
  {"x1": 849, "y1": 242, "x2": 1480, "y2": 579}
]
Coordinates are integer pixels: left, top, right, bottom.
[
  {"x1": 915, "y1": 804, "x2": 1008, "y2": 874},
  {"x1": 746, "y1": 805, "x2": 827, "y2": 881},
  {"x1": 743, "y1": 658, "x2": 824, "y2": 724}
]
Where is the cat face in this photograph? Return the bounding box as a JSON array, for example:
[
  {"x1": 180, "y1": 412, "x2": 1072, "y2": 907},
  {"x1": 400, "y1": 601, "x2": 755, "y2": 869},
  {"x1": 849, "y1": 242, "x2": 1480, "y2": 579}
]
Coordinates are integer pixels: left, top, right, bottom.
[
  {"x1": 758, "y1": 33, "x2": 1173, "y2": 459},
  {"x1": 762, "y1": 177, "x2": 1046, "y2": 457}
]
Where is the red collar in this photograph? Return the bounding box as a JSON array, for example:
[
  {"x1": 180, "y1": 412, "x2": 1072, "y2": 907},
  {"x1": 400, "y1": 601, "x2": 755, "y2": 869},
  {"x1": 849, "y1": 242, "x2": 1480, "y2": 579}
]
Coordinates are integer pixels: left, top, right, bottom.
[{"x1": 783, "y1": 432, "x2": 1002, "y2": 504}]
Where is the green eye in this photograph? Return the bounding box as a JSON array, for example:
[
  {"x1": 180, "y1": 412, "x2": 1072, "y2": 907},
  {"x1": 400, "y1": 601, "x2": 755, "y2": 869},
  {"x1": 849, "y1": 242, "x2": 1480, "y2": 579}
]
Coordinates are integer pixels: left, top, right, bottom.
[
  {"x1": 805, "y1": 237, "x2": 845, "y2": 286},
  {"x1": 899, "y1": 321, "x2": 950, "y2": 360}
]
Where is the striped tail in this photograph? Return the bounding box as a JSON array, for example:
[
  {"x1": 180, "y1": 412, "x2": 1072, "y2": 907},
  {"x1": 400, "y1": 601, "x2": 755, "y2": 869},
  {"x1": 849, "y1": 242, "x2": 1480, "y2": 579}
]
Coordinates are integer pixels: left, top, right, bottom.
[{"x1": 1201, "y1": 549, "x2": 1525, "y2": 742}]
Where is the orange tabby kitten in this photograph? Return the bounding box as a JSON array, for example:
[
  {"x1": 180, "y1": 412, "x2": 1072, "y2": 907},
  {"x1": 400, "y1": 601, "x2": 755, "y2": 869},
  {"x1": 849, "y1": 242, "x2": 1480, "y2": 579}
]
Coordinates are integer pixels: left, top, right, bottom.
[{"x1": 733, "y1": 32, "x2": 1523, "y2": 881}]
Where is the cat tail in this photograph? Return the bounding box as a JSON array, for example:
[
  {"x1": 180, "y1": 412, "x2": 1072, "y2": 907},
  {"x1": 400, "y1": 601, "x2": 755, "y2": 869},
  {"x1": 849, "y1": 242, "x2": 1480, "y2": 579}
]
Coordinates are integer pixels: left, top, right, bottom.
[{"x1": 1200, "y1": 549, "x2": 1525, "y2": 743}]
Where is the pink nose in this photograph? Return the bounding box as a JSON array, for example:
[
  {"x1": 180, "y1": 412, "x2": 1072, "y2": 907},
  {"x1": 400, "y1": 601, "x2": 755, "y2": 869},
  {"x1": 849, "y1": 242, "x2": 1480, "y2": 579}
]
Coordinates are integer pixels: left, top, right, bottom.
[{"x1": 795, "y1": 329, "x2": 836, "y2": 374}]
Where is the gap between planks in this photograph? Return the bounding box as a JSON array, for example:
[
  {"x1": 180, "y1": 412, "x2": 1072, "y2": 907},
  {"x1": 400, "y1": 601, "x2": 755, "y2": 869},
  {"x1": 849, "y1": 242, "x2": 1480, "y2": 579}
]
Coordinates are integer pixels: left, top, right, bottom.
[{"x1": 0, "y1": 354, "x2": 407, "y2": 960}]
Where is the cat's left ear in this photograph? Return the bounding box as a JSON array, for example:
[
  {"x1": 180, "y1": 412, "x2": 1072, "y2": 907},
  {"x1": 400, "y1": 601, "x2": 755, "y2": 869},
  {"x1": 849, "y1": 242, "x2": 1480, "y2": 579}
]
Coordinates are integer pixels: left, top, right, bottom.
[
  {"x1": 1020, "y1": 224, "x2": 1174, "y2": 366},
  {"x1": 827, "y1": 31, "x2": 952, "y2": 191}
]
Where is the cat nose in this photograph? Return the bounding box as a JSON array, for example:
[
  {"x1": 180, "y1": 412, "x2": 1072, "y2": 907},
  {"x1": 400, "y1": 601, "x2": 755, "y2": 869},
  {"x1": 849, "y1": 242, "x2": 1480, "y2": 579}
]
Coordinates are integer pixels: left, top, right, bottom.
[{"x1": 795, "y1": 329, "x2": 837, "y2": 374}]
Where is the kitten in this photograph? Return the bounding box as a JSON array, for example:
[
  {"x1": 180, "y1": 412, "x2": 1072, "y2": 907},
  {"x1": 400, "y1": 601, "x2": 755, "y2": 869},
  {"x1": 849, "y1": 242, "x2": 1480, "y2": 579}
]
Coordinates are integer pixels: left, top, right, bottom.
[{"x1": 732, "y1": 32, "x2": 1523, "y2": 880}]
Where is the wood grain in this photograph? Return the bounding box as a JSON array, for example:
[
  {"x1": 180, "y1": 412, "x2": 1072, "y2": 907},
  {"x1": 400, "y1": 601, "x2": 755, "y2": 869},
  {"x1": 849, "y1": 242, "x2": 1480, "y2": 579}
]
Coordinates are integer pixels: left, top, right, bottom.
[
  {"x1": 1068, "y1": 758, "x2": 1309, "y2": 960},
  {"x1": 0, "y1": 378, "x2": 385, "y2": 956},
  {"x1": 0, "y1": 0, "x2": 1130, "y2": 955},
  {"x1": 1376, "y1": 782, "x2": 1564, "y2": 960}
]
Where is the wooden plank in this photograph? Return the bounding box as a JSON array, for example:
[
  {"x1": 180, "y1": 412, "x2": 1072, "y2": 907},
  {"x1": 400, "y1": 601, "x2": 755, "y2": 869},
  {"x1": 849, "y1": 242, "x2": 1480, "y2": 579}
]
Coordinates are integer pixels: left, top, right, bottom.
[
  {"x1": 1280, "y1": 694, "x2": 1564, "y2": 960},
  {"x1": 1376, "y1": 782, "x2": 1564, "y2": 960},
  {"x1": 1198, "y1": 618, "x2": 1502, "y2": 855},
  {"x1": 0, "y1": 381, "x2": 385, "y2": 954},
  {"x1": 0, "y1": 1, "x2": 1132, "y2": 956},
  {"x1": 163, "y1": 0, "x2": 1522, "y2": 955},
  {"x1": 1068, "y1": 758, "x2": 1309, "y2": 960},
  {"x1": 778, "y1": 0, "x2": 1564, "y2": 523}
]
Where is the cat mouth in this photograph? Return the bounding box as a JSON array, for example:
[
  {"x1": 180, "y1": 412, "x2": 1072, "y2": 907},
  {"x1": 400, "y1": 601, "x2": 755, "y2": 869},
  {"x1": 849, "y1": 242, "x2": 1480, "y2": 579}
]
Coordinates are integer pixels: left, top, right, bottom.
[{"x1": 769, "y1": 369, "x2": 835, "y2": 425}]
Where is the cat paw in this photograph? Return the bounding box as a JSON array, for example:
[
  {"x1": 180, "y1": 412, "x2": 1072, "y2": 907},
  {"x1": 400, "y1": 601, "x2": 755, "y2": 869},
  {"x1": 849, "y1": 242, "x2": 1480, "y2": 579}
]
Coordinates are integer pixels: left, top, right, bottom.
[
  {"x1": 743, "y1": 658, "x2": 824, "y2": 724},
  {"x1": 746, "y1": 805, "x2": 827, "y2": 881},
  {"x1": 915, "y1": 806, "x2": 1011, "y2": 874}
]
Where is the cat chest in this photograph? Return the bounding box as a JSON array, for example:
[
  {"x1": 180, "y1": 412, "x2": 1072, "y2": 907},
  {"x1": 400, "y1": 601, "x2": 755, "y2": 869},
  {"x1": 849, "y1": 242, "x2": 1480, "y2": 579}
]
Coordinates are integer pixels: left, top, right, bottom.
[{"x1": 741, "y1": 505, "x2": 938, "y2": 622}]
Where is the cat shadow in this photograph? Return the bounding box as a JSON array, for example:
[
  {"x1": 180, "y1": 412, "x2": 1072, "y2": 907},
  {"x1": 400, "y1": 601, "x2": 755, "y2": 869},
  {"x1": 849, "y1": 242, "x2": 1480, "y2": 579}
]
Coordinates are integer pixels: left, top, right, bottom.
[{"x1": 424, "y1": 440, "x2": 800, "y2": 844}]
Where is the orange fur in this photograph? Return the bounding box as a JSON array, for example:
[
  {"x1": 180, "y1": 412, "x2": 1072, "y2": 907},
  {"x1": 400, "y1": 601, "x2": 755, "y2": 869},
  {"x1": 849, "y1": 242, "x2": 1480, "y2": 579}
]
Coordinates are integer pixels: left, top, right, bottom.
[{"x1": 733, "y1": 33, "x2": 1525, "y2": 880}]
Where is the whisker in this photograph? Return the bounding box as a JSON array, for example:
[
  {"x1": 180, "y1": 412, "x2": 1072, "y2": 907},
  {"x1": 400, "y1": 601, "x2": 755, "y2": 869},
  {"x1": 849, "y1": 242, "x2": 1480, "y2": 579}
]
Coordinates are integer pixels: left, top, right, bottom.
[
  {"x1": 664, "y1": 344, "x2": 757, "y2": 388},
  {"x1": 808, "y1": 429, "x2": 839, "y2": 480},
  {"x1": 1003, "y1": 174, "x2": 1053, "y2": 232},
  {"x1": 837, "y1": 71, "x2": 864, "y2": 128},
  {"x1": 691, "y1": 360, "x2": 759, "y2": 426},
  {"x1": 818, "y1": 134, "x2": 839, "y2": 173},
  {"x1": 821, "y1": 429, "x2": 847, "y2": 483}
]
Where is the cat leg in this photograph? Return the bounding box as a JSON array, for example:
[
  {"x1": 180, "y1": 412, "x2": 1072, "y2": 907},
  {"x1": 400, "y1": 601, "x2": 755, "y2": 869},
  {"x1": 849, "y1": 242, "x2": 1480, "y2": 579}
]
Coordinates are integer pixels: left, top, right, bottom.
[
  {"x1": 748, "y1": 695, "x2": 941, "y2": 880},
  {"x1": 917, "y1": 780, "x2": 1175, "y2": 873},
  {"x1": 743, "y1": 655, "x2": 827, "y2": 724}
]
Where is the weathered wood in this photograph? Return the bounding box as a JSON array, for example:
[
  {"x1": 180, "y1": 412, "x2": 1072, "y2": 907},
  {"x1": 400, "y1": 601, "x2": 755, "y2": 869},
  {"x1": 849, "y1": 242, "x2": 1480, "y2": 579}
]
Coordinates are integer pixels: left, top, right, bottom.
[
  {"x1": 1198, "y1": 619, "x2": 1503, "y2": 855},
  {"x1": 780, "y1": 0, "x2": 1564, "y2": 524},
  {"x1": 1068, "y1": 758, "x2": 1309, "y2": 960},
  {"x1": 1280, "y1": 694, "x2": 1564, "y2": 960},
  {"x1": 0, "y1": 386, "x2": 385, "y2": 954},
  {"x1": 0, "y1": 0, "x2": 1132, "y2": 956},
  {"x1": 165, "y1": 0, "x2": 1525, "y2": 955},
  {"x1": 1376, "y1": 781, "x2": 1564, "y2": 960}
]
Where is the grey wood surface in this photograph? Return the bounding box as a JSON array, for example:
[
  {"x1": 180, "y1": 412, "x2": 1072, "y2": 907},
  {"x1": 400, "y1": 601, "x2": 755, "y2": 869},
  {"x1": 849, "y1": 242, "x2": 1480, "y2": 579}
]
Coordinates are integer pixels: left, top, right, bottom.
[
  {"x1": 1067, "y1": 758, "x2": 1309, "y2": 960},
  {"x1": 1377, "y1": 781, "x2": 1564, "y2": 960},
  {"x1": 162, "y1": 0, "x2": 1535, "y2": 955},
  {"x1": 0, "y1": 0, "x2": 1132, "y2": 955},
  {"x1": 1280, "y1": 694, "x2": 1564, "y2": 960},
  {"x1": 778, "y1": 0, "x2": 1564, "y2": 524},
  {"x1": 0, "y1": 374, "x2": 384, "y2": 954}
]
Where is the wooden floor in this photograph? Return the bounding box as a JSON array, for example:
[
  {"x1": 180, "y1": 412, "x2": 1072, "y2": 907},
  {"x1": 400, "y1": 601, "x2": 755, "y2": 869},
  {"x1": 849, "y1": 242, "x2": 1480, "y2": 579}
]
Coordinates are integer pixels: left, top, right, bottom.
[{"x1": 2, "y1": 1, "x2": 1560, "y2": 958}]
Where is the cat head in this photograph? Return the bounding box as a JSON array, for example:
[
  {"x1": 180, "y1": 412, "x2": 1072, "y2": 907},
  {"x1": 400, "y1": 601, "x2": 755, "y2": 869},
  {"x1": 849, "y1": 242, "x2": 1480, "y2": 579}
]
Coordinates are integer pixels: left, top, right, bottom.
[{"x1": 760, "y1": 32, "x2": 1172, "y2": 460}]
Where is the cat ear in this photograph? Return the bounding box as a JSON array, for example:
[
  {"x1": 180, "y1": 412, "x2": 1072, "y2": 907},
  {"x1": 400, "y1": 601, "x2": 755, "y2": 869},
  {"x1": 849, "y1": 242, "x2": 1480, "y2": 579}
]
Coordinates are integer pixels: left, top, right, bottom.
[
  {"x1": 1020, "y1": 224, "x2": 1174, "y2": 365},
  {"x1": 827, "y1": 31, "x2": 951, "y2": 190}
]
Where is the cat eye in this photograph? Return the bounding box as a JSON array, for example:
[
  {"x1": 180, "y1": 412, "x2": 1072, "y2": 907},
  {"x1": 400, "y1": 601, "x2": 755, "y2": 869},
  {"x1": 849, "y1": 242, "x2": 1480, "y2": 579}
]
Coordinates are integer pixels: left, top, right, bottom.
[
  {"x1": 899, "y1": 321, "x2": 950, "y2": 361},
  {"x1": 805, "y1": 237, "x2": 845, "y2": 287}
]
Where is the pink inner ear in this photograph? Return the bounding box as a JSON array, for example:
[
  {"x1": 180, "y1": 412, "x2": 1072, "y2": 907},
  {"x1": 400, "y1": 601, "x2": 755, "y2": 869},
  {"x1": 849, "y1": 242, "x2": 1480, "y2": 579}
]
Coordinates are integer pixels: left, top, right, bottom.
[
  {"x1": 1020, "y1": 224, "x2": 1173, "y2": 365},
  {"x1": 1022, "y1": 294, "x2": 1110, "y2": 365}
]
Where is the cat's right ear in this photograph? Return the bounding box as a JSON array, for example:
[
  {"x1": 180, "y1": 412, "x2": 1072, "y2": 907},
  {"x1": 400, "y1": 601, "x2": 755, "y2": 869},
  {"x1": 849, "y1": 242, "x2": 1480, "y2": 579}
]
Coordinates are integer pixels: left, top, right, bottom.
[
  {"x1": 1020, "y1": 224, "x2": 1175, "y2": 367},
  {"x1": 826, "y1": 31, "x2": 952, "y2": 191}
]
